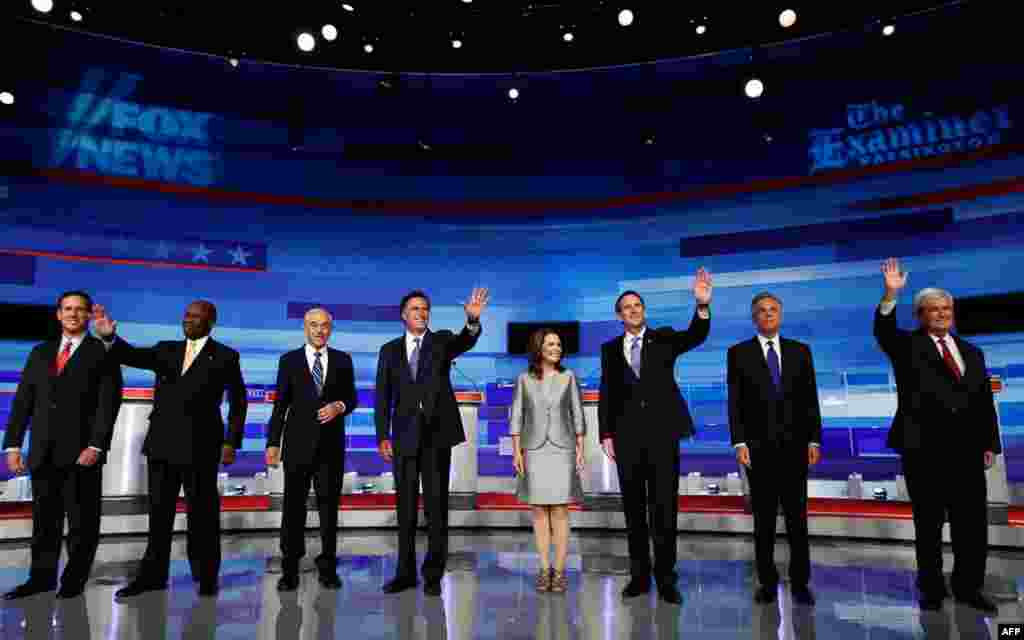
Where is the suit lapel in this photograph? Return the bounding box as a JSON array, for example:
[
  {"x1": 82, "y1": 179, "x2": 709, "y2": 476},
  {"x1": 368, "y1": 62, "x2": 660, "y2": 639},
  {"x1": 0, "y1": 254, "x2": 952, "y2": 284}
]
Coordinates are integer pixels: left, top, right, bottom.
[
  {"x1": 324, "y1": 348, "x2": 338, "y2": 394},
  {"x1": 181, "y1": 338, "x2": 214, "y2": 379},
  {"x1": 748, "y1": 338, "x2": 775, "y2": 390},
  {"x1": 780, "y1": 339, "x2": 798, "y2": 395},
  {"x1": 297, "y1": 348, "x2": 318, "y2": 397},
  {"x1": 44, "y1": 340, "x2": 60, "y2": 378},
  {"x1": 416, "y1": 331, "x2": 433, "y2": 382},
  {"x1": 396, "y1": 337, "x2": 413, "y2": 385},
  {"x1": 915, "y1": 331, "x2": 959, "y2": 382},
  {"x1": 951, "y1": 334, "x2": 972, "y2": 379}
]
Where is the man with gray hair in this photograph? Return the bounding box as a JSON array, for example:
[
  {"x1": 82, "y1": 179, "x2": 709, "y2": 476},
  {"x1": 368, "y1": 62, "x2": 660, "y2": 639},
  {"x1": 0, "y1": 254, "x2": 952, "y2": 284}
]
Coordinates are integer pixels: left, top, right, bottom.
[
  {"x1": 727, "y1": 292, "x2": 822, "y2": 606},
  {"x1": 875, "y1": 258, "x2": 1000, "y2": 613},
  {"x1": 266, "y1": 307, "x2": 357, "y2": 591}
]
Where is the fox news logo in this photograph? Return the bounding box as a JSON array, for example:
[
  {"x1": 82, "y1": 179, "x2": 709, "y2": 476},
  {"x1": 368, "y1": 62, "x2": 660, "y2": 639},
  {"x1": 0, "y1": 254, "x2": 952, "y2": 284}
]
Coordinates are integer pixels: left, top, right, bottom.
[
  {"x1": 51, "y1": 68, "x2": 223, "y2": 186},
  {"x1": 809, "y1": 100, "x2": 1012, "y2": 173},
  {"x1": 1000, "y1": 623, "x2": 1024, "y2": 636}
]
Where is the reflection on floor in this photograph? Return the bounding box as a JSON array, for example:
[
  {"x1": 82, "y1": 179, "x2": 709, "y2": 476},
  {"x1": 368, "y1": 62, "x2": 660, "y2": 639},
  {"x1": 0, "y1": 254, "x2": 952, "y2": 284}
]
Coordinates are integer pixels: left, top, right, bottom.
[{"x1": 0, "y1": 530, "x2": 1021, "y2": 638}]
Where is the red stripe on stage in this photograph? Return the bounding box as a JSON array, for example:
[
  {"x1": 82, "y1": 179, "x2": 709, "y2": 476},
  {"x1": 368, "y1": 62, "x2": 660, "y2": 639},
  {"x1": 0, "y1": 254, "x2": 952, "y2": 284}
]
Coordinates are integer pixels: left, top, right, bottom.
[{"x1": 0, "y1": 248, "x2": 265, "y2": 273}]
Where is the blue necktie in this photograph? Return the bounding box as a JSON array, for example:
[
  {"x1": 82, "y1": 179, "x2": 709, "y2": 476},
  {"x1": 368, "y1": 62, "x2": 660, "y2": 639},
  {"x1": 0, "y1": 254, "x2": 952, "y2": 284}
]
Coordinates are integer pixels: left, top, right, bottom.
[
  {"x1": 312, "y1": 351, "x2": 324, "y2": 395},
  {"x1": 630, "y1": 335, "x2": 642, "y2": 378},
  {"x1": 765, "y1": 340, "x2": 781, "y2": 391},
  {"x1": 409, "y1": 337, "x2": 421, "y2": 382}
]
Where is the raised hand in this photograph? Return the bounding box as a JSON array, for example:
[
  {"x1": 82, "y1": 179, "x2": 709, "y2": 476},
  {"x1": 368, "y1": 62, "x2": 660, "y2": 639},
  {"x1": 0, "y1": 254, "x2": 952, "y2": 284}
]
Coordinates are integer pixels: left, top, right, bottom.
[
  {"x1": 693, "y1": 268, "x2": 712, "y2": 305},
  {"x1": 464, "y1": 287, "x2": 490, "y2": 322},
  {"x1": 881, "y1": 258, "x2": 907, "y2": 297},
  {"x1": 92, "y1": 304, "x2": 117, "y2": 338}
]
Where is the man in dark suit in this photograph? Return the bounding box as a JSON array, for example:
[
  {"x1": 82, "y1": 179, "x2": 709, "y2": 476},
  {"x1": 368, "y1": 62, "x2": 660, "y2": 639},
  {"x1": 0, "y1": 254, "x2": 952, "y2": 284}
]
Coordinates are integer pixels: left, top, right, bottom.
[
  {"x1": 92, "y1": 300, "x2": 247, "y2": 598},
  {"x1": 266, "y1": 307, "x2": 358, "y2": 591},
  {"x1": 875, "y1": 258, "x2": 1000, "y2": 613},
  {"x1": 375, "y1": 287, "x2": 488, "y2": 596},
  {"x1": 598, "y1": 268, "x2": 712, "y2": 604},
  {"x1": 2, "y1": 291, "x2": 122, "y2": 600},
  {"x1": 727, "y1": 292, "x2": 822, "y2": 606}
]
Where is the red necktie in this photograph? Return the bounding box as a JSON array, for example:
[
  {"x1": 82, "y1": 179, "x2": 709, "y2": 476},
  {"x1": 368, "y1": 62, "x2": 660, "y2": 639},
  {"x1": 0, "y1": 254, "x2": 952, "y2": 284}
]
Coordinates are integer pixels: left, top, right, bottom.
[
  {"x1": 55, "y1": 340, "x2": 72, "y2": 374},
  {"x1": 939, "y1": 337, "x2": 961, "y2": 381}
]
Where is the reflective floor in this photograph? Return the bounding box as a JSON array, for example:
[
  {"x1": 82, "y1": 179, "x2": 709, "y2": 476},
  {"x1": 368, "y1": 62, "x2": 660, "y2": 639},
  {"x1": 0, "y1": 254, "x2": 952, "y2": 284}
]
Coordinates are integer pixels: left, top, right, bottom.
[{"x1": 0, "y1": 530, "x2": 1022, "y2": 638}]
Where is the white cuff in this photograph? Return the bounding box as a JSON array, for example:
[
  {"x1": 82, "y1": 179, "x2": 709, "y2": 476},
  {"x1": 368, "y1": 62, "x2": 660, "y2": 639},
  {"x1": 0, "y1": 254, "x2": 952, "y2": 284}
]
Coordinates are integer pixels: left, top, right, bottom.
[
  {"x1": 809, "y1": 442, "x2": 820, "y2": 448},
  {"x1": 733, "y1": 442, "x2": 747, "y2": 449},
  {"x1": 466, "y1": 322, "x2": 481, "y2": 336},
  {"x1": 878, "y1": 299, "x2": 897, "y2": 315}
]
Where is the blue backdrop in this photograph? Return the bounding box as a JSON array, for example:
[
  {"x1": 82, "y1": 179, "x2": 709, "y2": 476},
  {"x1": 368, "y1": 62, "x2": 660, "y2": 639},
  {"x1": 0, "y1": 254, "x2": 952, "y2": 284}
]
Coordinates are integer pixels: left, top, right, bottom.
[{"x1": 1, "y1": 15, "x2": 1023, "y2": 490}]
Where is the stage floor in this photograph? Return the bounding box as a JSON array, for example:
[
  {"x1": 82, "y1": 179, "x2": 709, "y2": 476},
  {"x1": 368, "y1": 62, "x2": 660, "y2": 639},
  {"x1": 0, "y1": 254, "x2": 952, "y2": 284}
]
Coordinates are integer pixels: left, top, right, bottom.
[{"x1": 0, "y1": 530, "x2": 1021, "y2": 638}]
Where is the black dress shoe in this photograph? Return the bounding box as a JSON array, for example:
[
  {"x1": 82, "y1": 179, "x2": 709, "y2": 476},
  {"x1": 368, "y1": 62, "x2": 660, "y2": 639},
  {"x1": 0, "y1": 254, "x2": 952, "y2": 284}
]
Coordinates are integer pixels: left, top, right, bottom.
[
  {"x1": 423, "y1": 581, "x2": 442, "y2": 596},
  {"x1": 198, "y1": 583, "x2": 218, "y2": 597},
  {"x1": 115, "y1": 581, "x2": 166, "y2": 599},
  {"x1": 954, "y1": 591, "x2": 998, "y2": 614},
  {"x1": 277, "y1": 574, "x2": 300, "y2": 591},
  {"x1": 656, "y1": 583, "x2": 683, "y2": 605},
  {"x1": 56, "y1": 584, "x2": 85, "y2": 599},
  {"x1": 622, "y1": 579, "x2": 651, "y2": 598},
  {"x1": 382, "y1": 577, "x2": 417, "y2": 594},
  {"x1": 3, "y1": 582, "x2": 55, "y2": 600},
  {"x1": 754, "y1": 585, "x2": 777, "y2": 604},
  {"x1": 792, "y1": 586, "x2": 816, "y2": 606},
  {"x1": 318, "y1": 573, "x2": 342, "y2": 589}
]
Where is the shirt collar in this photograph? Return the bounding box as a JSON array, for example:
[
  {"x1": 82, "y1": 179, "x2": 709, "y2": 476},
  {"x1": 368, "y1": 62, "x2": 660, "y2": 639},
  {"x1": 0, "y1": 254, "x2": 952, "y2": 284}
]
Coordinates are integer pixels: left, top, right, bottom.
[
  {"x1": 757, "y1": 333, "x2": 780, "y2": 347},
  {"x1": 625, "y1": 326, "x2": 646, "y2": 343},
  {"x1": 187, "y1": 335, "x2": 210, "y2": 351},
  {"x1": 406, "y1": 331, "x2": 427, "y2": 345},
  {"x1": 61, "y1": 333, "x2": 85, "y2": 348},
  {"x1": 305, "y1": 343, "x2": 327, "y2": 358}
]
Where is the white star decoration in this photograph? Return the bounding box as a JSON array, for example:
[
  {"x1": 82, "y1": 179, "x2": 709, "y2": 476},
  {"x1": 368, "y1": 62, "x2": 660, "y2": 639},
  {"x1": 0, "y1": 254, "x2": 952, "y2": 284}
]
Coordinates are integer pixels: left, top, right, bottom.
[
  {"x1": 228, "y1": 245, "x2": 252, "y2": 266},
  {"x1": 154, "y1": 241, "x2": 171, "y2": 259},
  {"x1": 192, "y1": 243, "x2": 212, "y2": 263}
]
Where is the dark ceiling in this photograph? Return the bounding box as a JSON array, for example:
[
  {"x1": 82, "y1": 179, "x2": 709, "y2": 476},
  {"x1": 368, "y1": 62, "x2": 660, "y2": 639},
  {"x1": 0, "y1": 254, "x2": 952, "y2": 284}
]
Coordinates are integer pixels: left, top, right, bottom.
[{"x1": 0, "y1": 0, "x2": 985, "y2": 74}]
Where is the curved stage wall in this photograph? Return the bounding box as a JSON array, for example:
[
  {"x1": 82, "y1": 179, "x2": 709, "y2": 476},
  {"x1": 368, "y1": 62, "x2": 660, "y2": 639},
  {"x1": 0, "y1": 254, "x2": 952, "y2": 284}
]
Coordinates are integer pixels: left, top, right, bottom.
[{"x1": 2, "y1": 8, "x2": 1024, "y2": 540}]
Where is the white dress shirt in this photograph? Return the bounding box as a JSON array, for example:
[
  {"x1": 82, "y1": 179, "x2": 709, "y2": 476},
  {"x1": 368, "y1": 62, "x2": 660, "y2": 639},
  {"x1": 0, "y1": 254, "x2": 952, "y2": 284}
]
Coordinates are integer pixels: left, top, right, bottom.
[
  {"x1": 183, "y1": 335, "x2": 210, "y2": 370},
  {"x1": 734, "y1": 333, "x2": 819, "y2": 450},
  {"x1": 305, "y1": 343, "x2": 329, "y2": 379},
  {"x1": 623, "y1": 327, "x2": 647, "y2": 363}
]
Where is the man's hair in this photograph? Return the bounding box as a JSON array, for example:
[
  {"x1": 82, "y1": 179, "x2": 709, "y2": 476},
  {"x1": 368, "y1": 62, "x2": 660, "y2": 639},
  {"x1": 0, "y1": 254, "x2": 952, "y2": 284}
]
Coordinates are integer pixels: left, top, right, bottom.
[
  {"x1": 57, "y1": 290, "x2": 93, "y2": 310},
  {"x1": 400, "y1": 290, "x2": 431, "y2": 314},
  {"x1": 191, "y1": 300, "x2": 218, "y2": 325},
  {"x1": 304, "y1": 307, "x2": 334, "y2": 323},
  {"x1": 913, "y1": 287, "x2": 954, "y2": 316},
  {"x1": 615, "y1": 290, "x2": 645, "y2": 314},
  {"x1": 750, "y1": 292, "x2": 782, "y2": 311}
]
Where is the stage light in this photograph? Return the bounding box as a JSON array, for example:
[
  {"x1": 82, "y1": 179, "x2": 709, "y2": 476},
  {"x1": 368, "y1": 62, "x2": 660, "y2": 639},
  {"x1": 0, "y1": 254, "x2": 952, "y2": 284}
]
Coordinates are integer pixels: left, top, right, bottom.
[
  {"x1": 463, "y1": 0, "x2": 472, "y2": 3},
  {"x1": 70, "y1": 10, "x2": 83, "y2": 22},
  {"x1": 744, "y1": 78, "x2": 764, "y2": 98},
  {"x1": 882, "y1": 24, "x2": 895, "y2": 36},
  {"x1": 508, "y1": 88, "x2": 520, "y2": 100},
  {"x1": 779, "y1": 9, "x2": 796, "y2": 28},
  {"x1": 297, "y1": 32, "x2": 315, "y2": 52},
  {"x1": 228, "y1": 58, "x2": 239, "y2": 67},
  {"x1": 562, "y1": 31, "x2": 574, "y2": 42},
  {"x1": 31, "y1": 0, "x2": 53, "y2": 13},
  {"x1": 322, "y1": 24, "x2": 338, "y2": 41},
  {"x1": 341, "y1": 3, "x2": 354, "y2": 12},
  {"x1": 696, "y1": 24, "x2": 707, "y2": 35},
  {"x1": 452, "y1": 38, "x2": 463, "y2": 49},
  {"x1": 363, "y1": 43, "x2": 374, "y2": 53},
  {"x1": 0, "y1": 92, "x2": 14, "y2": 106},
  {"x1": 618, "y1": 9, "x2": 634, "y2": 27}
]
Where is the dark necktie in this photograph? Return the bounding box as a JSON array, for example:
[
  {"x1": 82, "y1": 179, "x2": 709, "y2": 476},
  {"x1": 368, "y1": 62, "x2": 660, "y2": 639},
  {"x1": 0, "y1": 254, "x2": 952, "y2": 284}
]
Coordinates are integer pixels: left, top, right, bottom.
[
  {"x1": 312, "y1": 351, "x2": 324, "y2": 395},
  {"x1": 765, "y1": 340, "x2": 782, "y2": 391},
  {"x1": 409, "y1": 337, "x2": 421, "y2": 381},
  {"x1": 939, "y1": 337, "x2": 961, "y2": 381}
]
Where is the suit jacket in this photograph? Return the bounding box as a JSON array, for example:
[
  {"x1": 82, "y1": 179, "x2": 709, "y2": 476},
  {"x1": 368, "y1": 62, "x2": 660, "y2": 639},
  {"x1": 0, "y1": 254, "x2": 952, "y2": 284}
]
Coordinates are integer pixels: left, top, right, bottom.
[
  {"x1": 509, "y1": 369, "x2": 586, "y2": 450},
  {"x1": 266, "y1": 347, "x2": 358, "y2": 467},
  {"x1": 106, "y1": 335, "x2": 248, "y2": 466},
  {"x1": 598, "y1": 310, "x2": 710, "y2": 443},
  {"x1": 3, "y1": 335, "x2": 123, "y2": 470},
  {"x1": 873, "y1": 307, "x2": 1000, "y2": 454},
  {"x1": 375, "y1": 324, "x2": 481, "y2": 456},
  {"x1": 727, "y1": 336, "x2": 823, "y2": 449}
]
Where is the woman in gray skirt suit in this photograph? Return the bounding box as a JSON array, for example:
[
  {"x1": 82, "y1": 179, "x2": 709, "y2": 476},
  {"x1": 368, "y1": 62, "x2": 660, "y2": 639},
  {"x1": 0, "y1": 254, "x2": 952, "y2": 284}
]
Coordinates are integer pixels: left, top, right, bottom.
[{"x1": 510, "y1": 328, "x2": 586, "y2": 593}]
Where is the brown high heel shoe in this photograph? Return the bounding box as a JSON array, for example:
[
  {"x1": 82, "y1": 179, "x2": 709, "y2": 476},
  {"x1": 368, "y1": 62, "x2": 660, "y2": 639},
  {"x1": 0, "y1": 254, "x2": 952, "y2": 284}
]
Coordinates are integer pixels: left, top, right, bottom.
[
  {"x1": 535, "y1": 569, "x2": 552, "y2": 592},
  {"x1": 550, "y1": 570, "x2": 567, "y2": 593}
]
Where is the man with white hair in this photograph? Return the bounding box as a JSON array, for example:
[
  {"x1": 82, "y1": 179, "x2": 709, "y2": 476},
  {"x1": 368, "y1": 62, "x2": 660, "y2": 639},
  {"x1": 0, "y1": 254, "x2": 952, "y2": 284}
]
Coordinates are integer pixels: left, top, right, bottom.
[
  {"x1": 266, "y1": 307, "x2": 357, "y2": 591},
  {"x1": 875, "y1": 258, "x2": 1000, "y2": 613}
]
